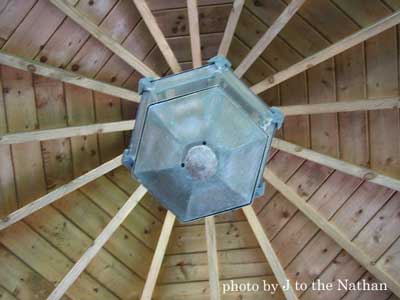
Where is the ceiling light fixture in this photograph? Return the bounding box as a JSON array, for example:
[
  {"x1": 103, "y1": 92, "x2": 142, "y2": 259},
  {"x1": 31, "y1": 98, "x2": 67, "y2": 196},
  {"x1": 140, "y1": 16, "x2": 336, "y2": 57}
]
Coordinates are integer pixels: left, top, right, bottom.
[{"x1": 122, "y1": 56, "x2": 283, "y2": 222}]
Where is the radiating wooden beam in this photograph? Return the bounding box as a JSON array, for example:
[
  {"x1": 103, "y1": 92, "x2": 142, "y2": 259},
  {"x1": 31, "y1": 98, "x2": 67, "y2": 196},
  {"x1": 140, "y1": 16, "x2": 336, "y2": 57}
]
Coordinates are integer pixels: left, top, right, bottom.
[
  {"x1": 0, "y1": 120, "x2": 135, "y2": 145},
  {"x1": 272, "y1": 138, "x2": 400, "y2": 192},
  {"x1": 5, "y1": 96, "x2": 397, "y2": 145},
  {"x1": 187, "y1": 0, "x2": 202, "y2": 68},
  {"x1": 234, "y1": 0, "x2": 306, "y2": 77},
  {"x1": 263, "y1": 169, "x2": 400, "y2": 297},
  {"x1": 133, "y1": 0, "x2": 182, "y2": 73},
  {"x1": 0, "y1": 155, "x2": 123, "y2": 231},
  {"x1": 205, "y1": 216, "x2": 221, "y2": 300},
  {"x1": 0, "y1": 50, "x2": 140, "y2": 101},
  {"x1": 6, "y1": 95, "x2": 398, "y2": 145},
  {"x1": 251, "y1": 10, "x2": 400, "y2": 94},
  {"x1": 280, "y1": 97, "x2": 400, "y2": 116},
  {"x1": 49, "y1": 0, "x2": 158, "y2": 77},
  {"x1": 218, "y1": 0, "x2": 245, "y2": 56},
  {"x1": 243, "y1": 206, "x2": 298, "y2": 300},
  {"x1": 140, "y1": 211, "x2": 176, "y2": 300},
  {"x1": 47, "y1": 185, "x2": 147, "y2": 300}
]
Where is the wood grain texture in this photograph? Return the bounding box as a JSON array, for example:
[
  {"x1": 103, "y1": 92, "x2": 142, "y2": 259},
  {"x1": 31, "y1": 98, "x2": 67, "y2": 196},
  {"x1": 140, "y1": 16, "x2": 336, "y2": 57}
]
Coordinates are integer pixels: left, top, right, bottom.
[
  {"x1": 272, "y1": 138, "x2": 400, "y2": 191},
  {"x1": 234, "y1": 0, "x2": 306, "y2": 77},
  {"x1": 218, "y1": 0, "x2": 245, "y2": 56},
  {"x1": 133, "y1": 0, "x2": 182, "y2": 73},
  {"x1": 46, "y1": 185, "x2": 147, "y2": 300},
  {"x1": 3, "y1": 95, "x2": 398, "y2": 145},
  {"x1": 251, "y1": 9, "x2": 400, "y2": 94},
  {"x1": 0, "y1": 50, "x2": 140, "y2": 101},
  {"x1": 0, "y1": 120, "x2": 135, "y2": 145},
  {"x1": 264, "y1": 169, "x2": 400, "y2": 297},
  {"x1": 187, "y1": 0, "x2": 202, "y2": 68},
  {"x1": 49, "y1": 0, "x2": 158, "y2": 77},
  {"x1": 280, "y1": 97, "x2": 400, "y2": 115},
  {"x1": 0, "y1": 155, "x2": 122, "y2": 231},
  {"x1": 243, "y1": 205, "x2": 298, "y2": 300},
  {"x1": 140, "y1": 211, "x2": 175, "y2": 300},
  {"x1": 205, "y1": 216, "x2": 221, "y2": 300}
]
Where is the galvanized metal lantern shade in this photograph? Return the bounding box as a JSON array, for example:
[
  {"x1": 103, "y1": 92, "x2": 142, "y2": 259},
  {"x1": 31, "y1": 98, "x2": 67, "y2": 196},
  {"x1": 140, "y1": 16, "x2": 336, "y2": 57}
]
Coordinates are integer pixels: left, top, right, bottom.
[{"x1": 123, "y1": 56, "x2": 284, "y2": 222}]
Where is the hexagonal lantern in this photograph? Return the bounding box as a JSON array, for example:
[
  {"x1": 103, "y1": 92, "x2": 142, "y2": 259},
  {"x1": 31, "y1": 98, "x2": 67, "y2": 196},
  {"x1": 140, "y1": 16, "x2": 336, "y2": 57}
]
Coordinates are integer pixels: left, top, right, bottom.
[{"x1": 122, "y1": 56, "x2": 284, "y2": 222}]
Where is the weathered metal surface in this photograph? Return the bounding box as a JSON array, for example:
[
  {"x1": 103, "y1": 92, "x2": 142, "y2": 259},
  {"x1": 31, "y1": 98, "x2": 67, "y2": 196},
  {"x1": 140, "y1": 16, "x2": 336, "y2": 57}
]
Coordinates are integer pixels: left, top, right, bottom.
[{"x1": 123, "y1": 56, "x2": 283, "y2": 222}]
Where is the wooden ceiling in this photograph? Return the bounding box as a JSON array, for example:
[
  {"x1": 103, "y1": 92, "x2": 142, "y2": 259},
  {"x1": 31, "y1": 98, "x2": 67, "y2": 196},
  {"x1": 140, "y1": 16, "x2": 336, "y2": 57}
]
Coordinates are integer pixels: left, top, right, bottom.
[{"x1": 0, "y1": 0, "x2": 399, "y2": 299}]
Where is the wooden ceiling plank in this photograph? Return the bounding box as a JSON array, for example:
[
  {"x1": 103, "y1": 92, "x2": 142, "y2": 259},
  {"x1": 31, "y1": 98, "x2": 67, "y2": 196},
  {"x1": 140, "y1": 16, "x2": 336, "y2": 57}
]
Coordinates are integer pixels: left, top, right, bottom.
[
  {"x1": 218, "y1": 0, "x2": 245, "y2": 57},
  {"x1": 5, "y1": 95, "x2": 398, "y2": 145},
  {"x1": 0, "y1": 120, "x2": 135, "y2": 145},
  {"x1": 4, "y1": 93, "x2": 397, "y2": 145},
  {"x1": 53, "y1": 191, "x2": 153, "y2": 279},
  {"x1": 133, "y1": 0, "x2": 182, "y2": 73},
  {"x1": 80, "y1": 177, "x2": 162, "y2": 250},
  {"x1": 272, "y1": 138, "x2": 400, "y2": 192},
  {"x1": 106, "y1": 168, "x2": 167, "y2": 221},
  {"x1": 281, "y1": 97, "x2": 400, "y2": 115},
  {"x1": 263, "y1": 169, "x2": 400, "y2": 297},
  {"x1": 159, "y1": 248, "x2": 273, "y2": 283},
  {"x1": 25, "y1": 203, "x2": 145, "y2": 298},
  {"x1": 45, "y1": 185, "x2": 147, "y2": 300},
  {"x1": 140, "y1": 211, "x2": 176, "y2": 300},
  {"x1": 0, "y1": 50, "x2": 140, "y2": 102},
  {"x1": 243, "y1": 205, "x2": 299, "y2": 300},
  {"x1": 251, "y1": 9, "x2": 400, "y2": 94},
  {"x1": 234, "y1": 0, "x2": 306, "y2": 78},
  {"x1": 187, "y1": 0, "x2": 202, "y2": 68},
  {"x1": 0, "y1": 66, "x2": 18, "y2": 218},
  {"x1": 48, "y1": 0, "x2": 159, "y2": 77},
  {"x1": 205, "y1": 216, "x2": 221, "y2": 300},
  {"x1": 0, "y1": 154, "x2": 123, "y2": 231}
]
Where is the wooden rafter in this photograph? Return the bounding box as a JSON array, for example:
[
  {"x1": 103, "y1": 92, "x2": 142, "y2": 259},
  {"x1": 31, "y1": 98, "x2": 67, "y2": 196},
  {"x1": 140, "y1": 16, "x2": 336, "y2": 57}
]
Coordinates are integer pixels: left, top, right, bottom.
[
  {"x1": 133, "y1": 0, "x2": 182, "y2": 73},
  {"x1": 243, "y1": 206, "x2": 298, "y2": 300},
  {"x1": 234, "y1": 0, "x2": 306, "y2": 78},
  {"x1": 205, "y1": 216, "x2": 221, "y2": 300},
  {"x1": 0, "y1": 50, "x2": 140, "y2": 101},
  {"x1": 218, "y1": 0, "x2": 245, "y2": 56},
  {"x1": 272, "y1": 138, "x2": 400, "y2": 192},
  {"x1": 263, "y1": 169, "x2": 400, "y2": 297},
  {"x1": 187, "y1": 0, "x2": 202, "y2": 68},
  {"x1": 0, "y1": 120, "x2": 135, "y2": 145},
  {"x1": 46, "y1": 185, "x2": 147, "y2": 300},
  {"x1": 140, "y1": 211, "x2": 176, "y2": 300},
  {"x1": 251, "y1": 9, "x2": 400, "y2": 94},
  {"x1": 49, "y1": 0, "x2": 158, "y2": 77},
  {"x1": 0, "y1": 155, "x2": 123, "y2": 231},
  {"x1": 3, "y1": 96, "x2": 398, "y2": 144},
  {"x1": 279, "y1": 97, "x2": 400, "y2": 116}
]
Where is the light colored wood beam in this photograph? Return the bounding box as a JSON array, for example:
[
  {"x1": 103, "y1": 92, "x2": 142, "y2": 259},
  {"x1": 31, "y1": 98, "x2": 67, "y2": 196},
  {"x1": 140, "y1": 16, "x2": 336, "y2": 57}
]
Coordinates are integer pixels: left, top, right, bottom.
[
  {"x1": 0, "y1": 155, "x2": 122, "y2": 231},
  {"x1": 187, "y1": 0, "x2": 202, "y2": 68},
  {"x1": 49, "y1": 0, "x2": 158, "y2": 77},
  {"x1": 251, "y1": 9, "x2": 400, "y2": 94},
  {"x1": 6, "y1": 95, "x2": 398, "y2": 144},
  {"x1": 280, "y1": 97, "x2": 400, "y2": 116},
  {"x1": 263, "y1": 169, "x2": 400, "y2": 297},
  {"x1": 0, "y1": 120, "x2": 135, "y2": 145},
  {"x1": 46, "y1": 185, "x2": 147, "y2": 300},
  {"x1": 243, "y1": 206, "x2": 298, "y2": 300},
  {"x1": 218, "y1": 0, "x2": 245, "y2": 57},
  {"x1": 0, "y1": 50, "x2": 140, "y2": 101},
  {"x1": 234, "y1": 0, "x2": 306, "y2": 77},
  {"x1": 205, "y1": 216, "x2": 221, "y2": 300},
  {"x1": 5, "y1": 96, "x2": 397, "y2": 145},
  {"x1": 140, "y1": 211, "x2": 176, "y2": 300},
  {"x1": 272, "y1": 138, "x2": 400, "y2": 192},
  {"x1": 133, "y1": 0, "x2": 182, "y2": 73}
]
